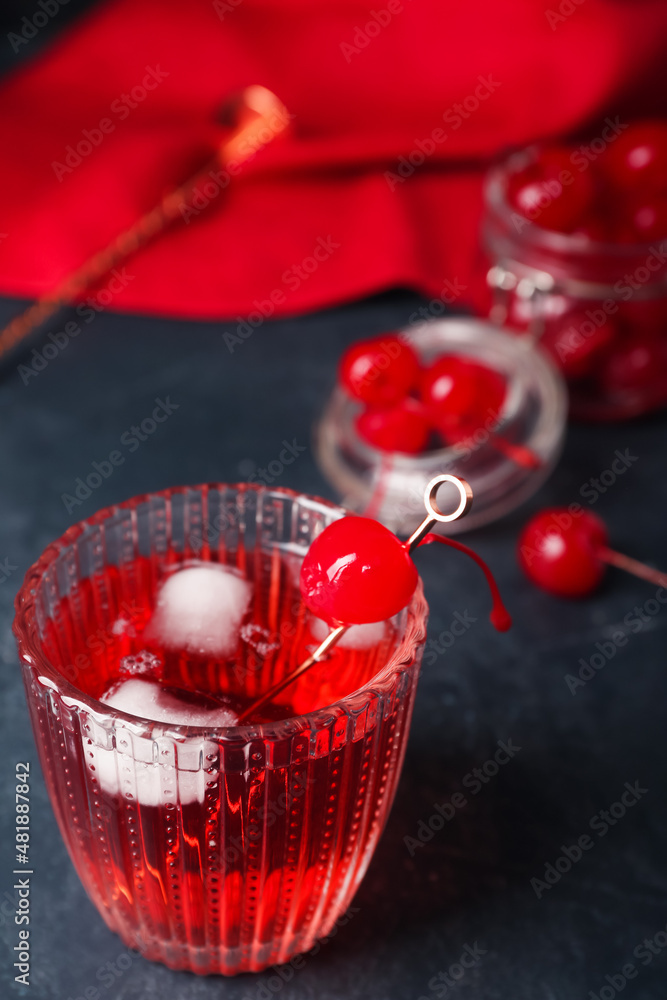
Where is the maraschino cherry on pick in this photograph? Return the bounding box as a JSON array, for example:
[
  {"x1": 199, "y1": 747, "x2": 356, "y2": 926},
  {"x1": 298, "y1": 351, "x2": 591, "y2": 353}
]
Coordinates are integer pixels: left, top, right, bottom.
[
  {"x1": 238, "y1": 476, "x2": 512, "y2": 721},
  {"x1": 518, "y1": 507, "x2": 667, "y2": 598},
  {"x1": 300, "y1": 475, "x2": 511, "y2": 631},
  {"x1": 301, "y1": 515, "x2": 419, "y2": 624}
]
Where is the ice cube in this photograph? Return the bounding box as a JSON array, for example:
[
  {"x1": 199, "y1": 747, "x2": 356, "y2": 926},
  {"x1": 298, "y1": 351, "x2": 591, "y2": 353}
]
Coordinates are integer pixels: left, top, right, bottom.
[
  {"x1": 239, "y1": 622, "x2": 281, "y2": 658},
  {"x1": 145, "y1": 562, "x2": 252, "y2": 658},
  {"x1": 101, "y1": 678, "x2": 238, "y2": 728},
  {"x1": 111, "y1": 615, "x2": 136, "y2": 637},
  {"x1": 91, "y1": 678, "x2": 238, "y2": 806},
  {"x1": 310, "y1": 616, "x2": 386, "y2": 649},
  {"x1": 119, "y1": 649, "x2": 163, "y2": 679}
]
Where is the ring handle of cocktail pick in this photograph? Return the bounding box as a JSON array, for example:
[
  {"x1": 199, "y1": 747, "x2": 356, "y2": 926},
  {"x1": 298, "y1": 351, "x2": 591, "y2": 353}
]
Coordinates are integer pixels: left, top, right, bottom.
[
  {"x1": 0, "y1": 85, "x2": 290, "y2": 367},
  {"x1": 238, "y1": 474, "x2": 509, "y2": 722},
  {"x1": 405, "y1": 473, "x2": 473, "y2": 547}
]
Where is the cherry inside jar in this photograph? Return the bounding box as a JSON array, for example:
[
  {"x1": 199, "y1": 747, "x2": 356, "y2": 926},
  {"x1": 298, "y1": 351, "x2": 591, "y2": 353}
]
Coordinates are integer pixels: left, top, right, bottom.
[{"x1": 484, "y1": 145, "x2": 667, "y2": 421}]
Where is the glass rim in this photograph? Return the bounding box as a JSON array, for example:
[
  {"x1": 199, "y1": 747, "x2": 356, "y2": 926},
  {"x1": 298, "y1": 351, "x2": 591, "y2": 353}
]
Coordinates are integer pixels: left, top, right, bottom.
[{"x1": 13, "y1": 482, "x2": 428, "y2": 741}]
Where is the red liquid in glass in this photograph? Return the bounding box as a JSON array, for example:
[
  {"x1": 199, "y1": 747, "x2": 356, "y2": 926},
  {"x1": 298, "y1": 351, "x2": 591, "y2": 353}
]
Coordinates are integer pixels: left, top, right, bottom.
[{"x1": 34, "y1": 554, "x2": 414, "y2": 973}]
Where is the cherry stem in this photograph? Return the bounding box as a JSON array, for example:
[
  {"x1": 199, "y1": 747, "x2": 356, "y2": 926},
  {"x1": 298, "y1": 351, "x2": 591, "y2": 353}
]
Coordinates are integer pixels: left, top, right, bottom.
[
  {"x1": 238, "y1": 479, "x2": 511, "y2": 723},
  {"x1": 599, "y1": 547, "x2": 667, "y2": 589},
  {"x1": 418, "y1": 533, "x2": 512, "y2": 631},
  {"x1": 488, "y1": 434, "x2": 542, "y2": 470}
]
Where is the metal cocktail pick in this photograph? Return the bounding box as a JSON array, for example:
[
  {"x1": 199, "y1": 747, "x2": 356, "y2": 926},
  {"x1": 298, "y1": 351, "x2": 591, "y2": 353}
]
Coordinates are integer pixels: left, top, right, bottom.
[
  {"x1": 0, "y1": 85, "x2": 290, "y2": 367},
  {"x1": 238, "y1": 474, "x2": 473, "y2": 722}
]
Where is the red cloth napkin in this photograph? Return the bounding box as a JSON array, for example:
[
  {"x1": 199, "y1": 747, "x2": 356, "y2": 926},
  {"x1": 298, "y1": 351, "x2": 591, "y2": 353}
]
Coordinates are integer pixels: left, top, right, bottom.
[{"x1": 0, "y1": 0, "x2": 665, "y2": 321}]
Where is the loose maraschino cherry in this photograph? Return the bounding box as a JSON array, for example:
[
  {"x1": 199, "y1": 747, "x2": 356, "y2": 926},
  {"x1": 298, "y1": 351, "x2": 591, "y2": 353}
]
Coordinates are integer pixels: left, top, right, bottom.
[
  {"x1": 518, "y1": 509, "x2": 607, "y2": 597},
  {"x1": 519, "y1": 507, "x2": 667, "y2": 598},
  {"x1": 420, "y1": 356, "x2": 506, "y2": 433},
  {"x1": 339, "y1": 334, "x2": 420, "y2": 407},
  {"x1": 421, "y1": 356, "x2": 540, "y2": 469},
  {"x1": 356, "y1": 398, "x2": 431, "y2": 454}
]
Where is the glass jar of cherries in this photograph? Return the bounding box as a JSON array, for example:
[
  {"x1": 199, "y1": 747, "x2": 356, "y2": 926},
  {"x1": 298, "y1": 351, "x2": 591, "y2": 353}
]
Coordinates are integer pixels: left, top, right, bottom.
[
  {"x1": 315, "y1": 318, "x2": 566, "y2": 536},
  {"x1": 484, "y1": 121, "x2": 667, "y2": 420}
]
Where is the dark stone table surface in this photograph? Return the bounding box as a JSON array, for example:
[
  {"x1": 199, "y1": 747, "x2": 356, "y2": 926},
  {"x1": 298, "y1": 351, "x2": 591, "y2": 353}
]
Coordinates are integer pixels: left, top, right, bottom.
[{"x1": 0, "y1": 292, "x2": 666, "y2": 1000}]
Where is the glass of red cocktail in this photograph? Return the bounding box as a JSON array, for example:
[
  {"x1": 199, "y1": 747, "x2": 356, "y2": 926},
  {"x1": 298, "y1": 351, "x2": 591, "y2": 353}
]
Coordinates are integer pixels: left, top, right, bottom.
[{"x1": 13, "y1": 483, "x2": 427, "y2": 975}]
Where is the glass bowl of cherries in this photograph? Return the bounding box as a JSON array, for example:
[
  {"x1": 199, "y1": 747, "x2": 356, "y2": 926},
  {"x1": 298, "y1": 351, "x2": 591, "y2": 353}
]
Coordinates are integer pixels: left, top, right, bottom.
[
  {"x1": 484, "y1": 120, "x2": 667, "y2": 420},
  {"x1": 314, "y1": 317, "x2": 566, "y2": 536}
]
